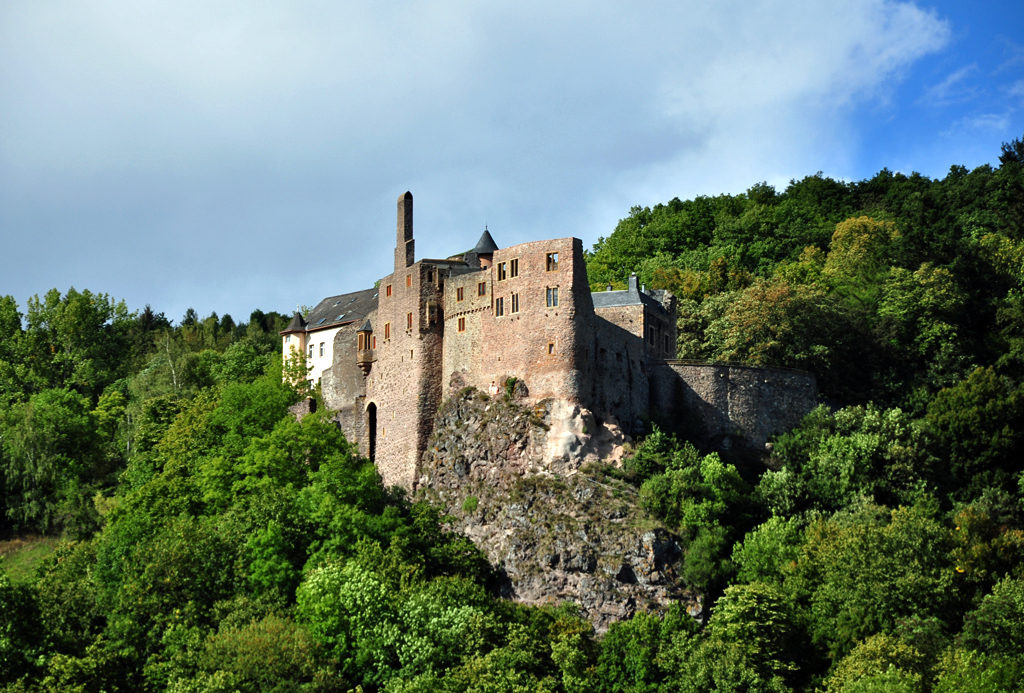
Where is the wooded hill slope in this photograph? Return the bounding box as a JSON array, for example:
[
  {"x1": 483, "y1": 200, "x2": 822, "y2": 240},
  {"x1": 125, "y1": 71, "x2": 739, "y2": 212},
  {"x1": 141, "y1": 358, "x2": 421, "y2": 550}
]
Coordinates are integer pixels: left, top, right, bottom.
[{"x1": 1, "y1": 135, "x2": 1024, "y2": 692}]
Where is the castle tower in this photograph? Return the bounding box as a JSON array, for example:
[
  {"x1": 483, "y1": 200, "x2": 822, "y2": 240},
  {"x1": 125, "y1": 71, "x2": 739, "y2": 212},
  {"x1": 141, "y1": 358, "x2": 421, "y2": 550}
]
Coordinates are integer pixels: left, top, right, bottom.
[
  {"x1": 395, "y1": 191, "x2": 414, "y2": 271},
  {"x1": 365, "y1": 190, "x2": 447, "y2": 490}
]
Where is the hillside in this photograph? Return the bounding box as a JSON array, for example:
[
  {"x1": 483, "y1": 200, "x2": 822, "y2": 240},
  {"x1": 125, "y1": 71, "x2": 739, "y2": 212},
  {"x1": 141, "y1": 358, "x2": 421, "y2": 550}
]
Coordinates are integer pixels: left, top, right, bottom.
[{"x1": 1, "y1": 135, "x2": 1024, "y2": 692}]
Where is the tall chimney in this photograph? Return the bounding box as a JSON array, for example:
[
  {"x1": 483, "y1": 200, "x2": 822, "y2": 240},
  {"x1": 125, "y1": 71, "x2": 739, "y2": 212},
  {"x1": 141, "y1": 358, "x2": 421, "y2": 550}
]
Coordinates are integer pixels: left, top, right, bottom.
[{"x1": 395, "y1": 191, "x2": 414, "y2": 270}]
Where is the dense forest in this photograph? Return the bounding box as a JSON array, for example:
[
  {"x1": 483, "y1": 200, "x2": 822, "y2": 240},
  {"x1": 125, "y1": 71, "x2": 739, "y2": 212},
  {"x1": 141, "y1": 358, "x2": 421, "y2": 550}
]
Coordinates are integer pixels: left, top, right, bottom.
[{"x1": 2, "y1": 135, "x2": 1024, "y2": 692}]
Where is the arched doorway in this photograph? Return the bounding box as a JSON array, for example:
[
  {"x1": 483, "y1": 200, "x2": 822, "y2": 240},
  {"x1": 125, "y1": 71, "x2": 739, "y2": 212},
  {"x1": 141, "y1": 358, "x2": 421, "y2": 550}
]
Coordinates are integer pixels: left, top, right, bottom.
[{"x1": 366, "y1": 403, "x2": 377, "y2": 463}]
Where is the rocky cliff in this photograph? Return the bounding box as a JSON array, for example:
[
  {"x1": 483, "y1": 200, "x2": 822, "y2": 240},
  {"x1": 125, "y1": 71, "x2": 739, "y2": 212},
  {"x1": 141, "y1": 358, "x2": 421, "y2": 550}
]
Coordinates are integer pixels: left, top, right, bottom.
[{"x1": 417, "y1": 387, "x2": 700, "y2": 631}]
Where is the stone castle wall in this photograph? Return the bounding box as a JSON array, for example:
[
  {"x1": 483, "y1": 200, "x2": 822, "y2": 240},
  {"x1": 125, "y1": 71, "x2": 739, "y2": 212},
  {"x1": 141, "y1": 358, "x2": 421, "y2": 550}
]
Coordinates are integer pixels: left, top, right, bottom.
[
  {"x1": 443, "y1": 270, "x2": 489, "y2": 394},
  {"x1": 650, "y1": 361, "x2": 818, "y2": 450},
  {"x1": 321, "y1": 311, "x2": 377, "y2": 456},
  {"x1": 479, "y1": 237, "x2": 589, "y2": 403},
  {"x1": 365, "y1": 255, "x2": 449, "y2": 488},
  {"x1": 585, "y1": 309, "x2": 649, "y2": 433}
]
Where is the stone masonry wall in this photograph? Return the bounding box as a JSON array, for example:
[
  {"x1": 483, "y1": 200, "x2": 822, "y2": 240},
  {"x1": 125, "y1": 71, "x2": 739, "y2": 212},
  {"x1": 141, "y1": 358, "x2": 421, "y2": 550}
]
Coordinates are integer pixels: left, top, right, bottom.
[
  {"x1": 321, "y1": 311, "x2": 377, "y2": 456},
  {"x1": 443, "y1": 268, "x2": 489, "y2": 394},
  {"x1": 366, "y1": 260, "x2": 445, "y2": 489},
  {"x1": 650, "y1": 361, "x2": 818, "y2": 450},
  {"x1": 480, "y1": 237, "x2": 589, "y2": 403},
  {"x1": 585, "y1": 309, "x2": 649, "y2": 434}
]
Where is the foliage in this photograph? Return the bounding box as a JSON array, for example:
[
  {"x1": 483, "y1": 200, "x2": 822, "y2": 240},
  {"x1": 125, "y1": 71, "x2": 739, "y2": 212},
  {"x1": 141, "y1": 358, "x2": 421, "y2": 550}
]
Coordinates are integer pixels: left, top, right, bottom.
[
  {"x1": 4, "y1": 138, "x2": 1024, "y2": 691},
  {"x1": 758, "y1": 405, "x2": 932, "y2": 516}
]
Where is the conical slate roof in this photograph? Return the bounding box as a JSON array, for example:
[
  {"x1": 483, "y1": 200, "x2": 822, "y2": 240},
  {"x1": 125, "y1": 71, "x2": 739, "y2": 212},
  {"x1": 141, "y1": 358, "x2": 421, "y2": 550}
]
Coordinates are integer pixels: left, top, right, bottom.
[
  {"x1": 283, "y1": 311, "x2": 307, "y2": 333},
  {"x1": 473, "y1": 227, "x2": 498, "y2": 254},
  {"x1": 358, "y1": 319, "x2": 372, "y2": 332}
]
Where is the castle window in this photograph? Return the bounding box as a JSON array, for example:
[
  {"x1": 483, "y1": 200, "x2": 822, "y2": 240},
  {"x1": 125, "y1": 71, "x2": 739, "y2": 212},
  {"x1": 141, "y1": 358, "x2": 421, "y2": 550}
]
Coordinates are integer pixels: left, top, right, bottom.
[
  {"x1": 458, "y1": 317, "x2": 466, "y2": 332},
  {"x1": 427, "y1": 270, "x2": 433, "y2": 282},
  {"x1": 319, "y1": 342, "x2": 325, "y2": 356},
  {"x1": 478, "y1": 282, "x2": 486, "y2": 296},
  {"x1": 358, "y1": 333, "x2": 366, "y2": 350},
  {"x1": 386, "y1": 284, "x2": 392, "y2": 297},
  {"x1": 497, "y1": 262, "x2": 507, "y2": 281},
  {"x1": 308, "y1": 344, "x2": 314, "y2": 358},
  {"x1": 546, "y1": 252, "x2": 559, "y2": 271},
  {"x1": 407, "y1": 312, "x2": 413, "y2": 330},
  {"x1": 547, "y1": 342, "x2": 555, "y2": 355},
  {"x1": 511, "y1": 292, "x2": 519, "y2": 314},
  {"x1": 664, "y1": 335, "x2": 670, "y2": 353},
  {"x1": 495, "y1": 297, "x2": 504, "y2": 317},
  {"x1": 406, "y1": 274, "x2": 412, "y2": 288},
  {"x1": 457, "y1": 287, "x2": 464, "y2": 302},
  {"x1": 546, "y1": 287, "x2": 559, "y2": 308},
  {"x1": 285, "y1": 335, "x2": 291, "y2": 343},
  {"x1": 372, "y1": 336, "x2": 377, "y2": 349},
  {"x1": 384, "y1": 322, "x2": 391, "y2": 340},
  {"x1": 509, "y1": 258, "x2": 519, "y2": 278}
]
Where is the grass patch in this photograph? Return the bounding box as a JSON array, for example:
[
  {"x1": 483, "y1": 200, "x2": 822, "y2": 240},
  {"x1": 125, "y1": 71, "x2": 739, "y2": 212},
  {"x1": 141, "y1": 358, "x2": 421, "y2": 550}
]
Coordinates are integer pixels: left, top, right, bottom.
[{"x1": 0, "y1": 535, "x2": 60, "y2": 583}]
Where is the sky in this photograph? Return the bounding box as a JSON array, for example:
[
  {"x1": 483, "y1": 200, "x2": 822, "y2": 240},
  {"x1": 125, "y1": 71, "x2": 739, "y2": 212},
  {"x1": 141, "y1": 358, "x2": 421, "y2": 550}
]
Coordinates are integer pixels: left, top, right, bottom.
[{"x1": 1, "y1": 0, "x2": 1022, "y2": 324}]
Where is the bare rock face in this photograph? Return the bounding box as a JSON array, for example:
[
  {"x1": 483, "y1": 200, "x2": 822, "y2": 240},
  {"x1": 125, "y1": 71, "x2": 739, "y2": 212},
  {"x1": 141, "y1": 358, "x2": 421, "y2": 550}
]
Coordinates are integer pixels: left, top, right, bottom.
[{"x1": 418, "y1": 388, "x2": 700, "y2": 631}]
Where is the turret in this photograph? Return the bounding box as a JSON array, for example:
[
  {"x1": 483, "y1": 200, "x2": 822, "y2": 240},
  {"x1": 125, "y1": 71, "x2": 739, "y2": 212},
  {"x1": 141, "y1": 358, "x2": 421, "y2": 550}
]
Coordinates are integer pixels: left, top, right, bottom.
[
  {"x1": 465, "y1": 227, "x2": 498, "y2": 268},
  {"x1": 356, "y1": 319, "x2": 374, "y2": 375}
]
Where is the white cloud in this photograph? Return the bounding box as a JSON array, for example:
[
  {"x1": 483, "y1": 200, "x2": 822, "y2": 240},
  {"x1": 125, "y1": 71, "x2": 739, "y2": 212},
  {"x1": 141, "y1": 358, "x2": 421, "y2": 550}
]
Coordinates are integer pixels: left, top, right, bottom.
[
  {"x1": 0, "y1": 0, "x2": 950, "y2": 319},
  {"x1": 942, "y1": 111, "x2": 1013, "y2": 136},
  {"x1": 919, "y1": 64, "x2": 979, "y2": 106}
]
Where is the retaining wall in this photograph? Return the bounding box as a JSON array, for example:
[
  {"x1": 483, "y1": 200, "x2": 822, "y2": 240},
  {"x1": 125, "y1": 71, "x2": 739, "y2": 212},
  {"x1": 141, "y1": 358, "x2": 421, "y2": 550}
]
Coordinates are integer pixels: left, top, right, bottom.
[{"x1": 650, "y1": 361, "x2": 817, "y2": 451}]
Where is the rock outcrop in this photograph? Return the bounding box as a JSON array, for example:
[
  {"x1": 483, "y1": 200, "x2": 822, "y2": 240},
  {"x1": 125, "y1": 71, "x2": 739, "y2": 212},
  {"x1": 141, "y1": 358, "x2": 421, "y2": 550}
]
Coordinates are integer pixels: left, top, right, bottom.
[{"x1": 417, "y1": 388, "x2": 699, "y2": 631}]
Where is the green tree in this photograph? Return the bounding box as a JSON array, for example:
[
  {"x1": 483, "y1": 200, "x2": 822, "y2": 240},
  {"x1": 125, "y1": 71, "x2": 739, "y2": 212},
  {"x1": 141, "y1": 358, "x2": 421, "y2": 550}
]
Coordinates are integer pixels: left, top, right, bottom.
[
  {"x1": 1, "y1": 388, "x2": 101, "y2": 534},
  {"x1": 793, "y1": 503, "x2": 957, "y2": 659},
  {"x1": 20, "y1": 288, "x2": 133, "y2": 400},
  {"x1": 926, "y1": 366, "x2": 1024, "y2": 498},
  {"x1": 0, "y1": 569, "x2": 42, "y2": 685},
  {"x1": 959, "y1": 576, "x2": 1024, "y2": 657}
]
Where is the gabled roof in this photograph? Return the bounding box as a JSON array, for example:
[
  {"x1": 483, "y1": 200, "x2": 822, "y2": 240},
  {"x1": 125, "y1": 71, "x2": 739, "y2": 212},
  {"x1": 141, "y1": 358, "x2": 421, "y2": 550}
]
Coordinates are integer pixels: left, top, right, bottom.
[
  {"x1": 281, "y1": 287, "x2": 379, "y2": 335},
  {"x1": 472, "y1": 228, "x2": 499, "y2": 254}
]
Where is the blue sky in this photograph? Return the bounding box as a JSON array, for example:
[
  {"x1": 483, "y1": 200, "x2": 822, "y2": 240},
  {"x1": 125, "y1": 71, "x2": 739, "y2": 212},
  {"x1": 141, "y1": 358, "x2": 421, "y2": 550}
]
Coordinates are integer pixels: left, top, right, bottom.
[{"x1": 1, "y1": 1, "x2": 1022, "y2": 324}]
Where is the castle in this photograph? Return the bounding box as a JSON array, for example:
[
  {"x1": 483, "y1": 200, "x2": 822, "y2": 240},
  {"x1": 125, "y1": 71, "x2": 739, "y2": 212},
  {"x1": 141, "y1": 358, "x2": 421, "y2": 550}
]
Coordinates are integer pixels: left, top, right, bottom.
[{"x1": 282, "y1": 192, "x2": 817, "y2": 489}]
